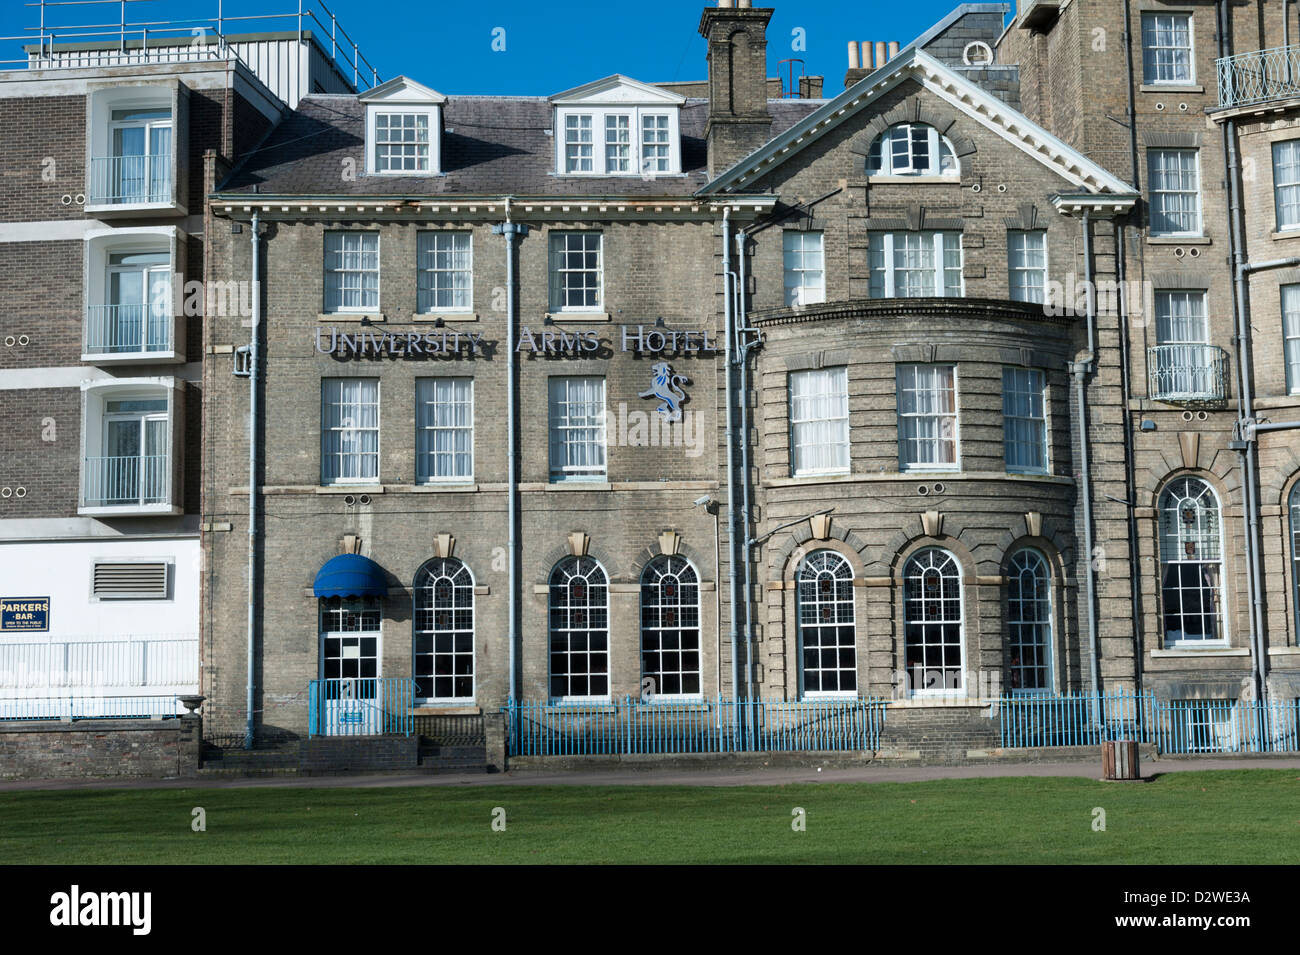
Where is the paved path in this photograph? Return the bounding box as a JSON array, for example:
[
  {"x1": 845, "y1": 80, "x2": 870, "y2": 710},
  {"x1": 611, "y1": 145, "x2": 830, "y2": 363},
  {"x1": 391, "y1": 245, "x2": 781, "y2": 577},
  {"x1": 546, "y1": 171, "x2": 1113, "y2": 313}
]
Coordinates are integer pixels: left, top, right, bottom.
[{"x1": 3, "y1": 756, "x2": 1299, "y2": 793}]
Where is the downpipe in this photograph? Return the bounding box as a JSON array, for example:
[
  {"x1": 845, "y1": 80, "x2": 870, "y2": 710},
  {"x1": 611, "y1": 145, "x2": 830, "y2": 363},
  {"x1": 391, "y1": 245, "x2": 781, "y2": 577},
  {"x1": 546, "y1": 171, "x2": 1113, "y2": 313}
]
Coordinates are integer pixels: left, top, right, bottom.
[
  {"x1": 1115, "y1": 223, "x2": 1144, "y2": 693},
  {"x1": 721, "y1": 208, "x2": 742, "y2": 707},
  {"x1": 1075, "y1": 209, "x2": 1102, "y2": 722},
  {"x1": 245, "y1": 211, "x2": 261, "y2": 750}
]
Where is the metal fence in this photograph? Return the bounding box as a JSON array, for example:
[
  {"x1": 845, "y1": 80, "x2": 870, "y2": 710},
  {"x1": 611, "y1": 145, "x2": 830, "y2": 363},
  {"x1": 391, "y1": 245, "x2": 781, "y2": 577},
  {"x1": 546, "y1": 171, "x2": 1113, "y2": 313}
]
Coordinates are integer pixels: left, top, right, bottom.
[
  {"x1": 307, "y1": 677, "x2": 415, "y2": 738},
  {"x1": 0, "y1": 634, "x2": 198, "y2": 693},
  {"x1": 84, "y1": 304, "x2": 173, "y2": 356},
  {"x1": 0, "y1": 695, "x2": 184, "y2": 721},
  {"x1": 1147, "y1": 344, "x2": 1229, "y2": 403},
  {"x1": 87, "y1": 153, "x2": 173, "y2": 205},
  {"x1": 82, "y1": 454, "x2": 170, "y2": 508},
  {"x1": 1217, "y1": 45, "x2": 1300, "y2": 109},
  {"x1": 999, "y1": 693, "x2": 1300, "y2": 755},
  {"x1": 505, "y1": 697, "x2": 888, "y2": 757}
]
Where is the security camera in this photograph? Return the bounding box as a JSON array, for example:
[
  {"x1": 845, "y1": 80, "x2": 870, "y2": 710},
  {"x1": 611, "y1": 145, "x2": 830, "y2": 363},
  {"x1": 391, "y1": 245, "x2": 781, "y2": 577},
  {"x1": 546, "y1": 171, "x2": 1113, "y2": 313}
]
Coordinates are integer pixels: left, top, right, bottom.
[{"x1": 693, "y1": 495, "x2": 712, "y2": 507}]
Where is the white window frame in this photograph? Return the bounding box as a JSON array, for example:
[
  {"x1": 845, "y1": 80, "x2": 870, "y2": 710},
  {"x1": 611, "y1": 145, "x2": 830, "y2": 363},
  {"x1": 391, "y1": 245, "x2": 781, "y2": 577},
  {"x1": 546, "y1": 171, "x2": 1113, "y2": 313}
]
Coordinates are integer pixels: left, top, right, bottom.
[
  {"x1": 548, "y1": 376, "x2": 607, "y2": 482},
  {"x1": 1002, "y1": 367, "x2": 1048, "y2": 475},
  {"x1": 555, "y1": 106, "x2": 681, "y2": 176},
  {"x1": 321, "y1": 378, "x2": 380, "y2": 486},
  {"x1": 903, "y1": 548, "x2": 967, "y2": 697},
  {"x1": 783, "y1": 231, "x2": 826, "y2": 306},
  {"x1": 364, "y1": 104, "x2": 441, "y2": 176},
  {"x1": 869, "y1": 232, "x2": 964, "y2": 298},
  {"x1": 319, "y1": 597, "x2": 383, "y2": 686},
  {"x1": 896, "y1": 364, "x2": 960, "y2": 472},
  {"x1": 1283, "y1": 284, "x2": 1300, "y2": 395},
  {"x1": 1147, "y1": 149, "x2": 1202, "y2": 237},
  {"x1": 1154, "y1": 290, "x2": 1208, "y2": 346},
  {"x1": 79, "y1": 377, "x2": 181, "y2": 516},
  {"x1": 548, "y1": 231, "x2": 604, "y2": 313},
  {"x1": 323, "y1": 231, "x2": 380, "y2": 314},
  {"x1": 640, "y1": 555, "x2": 703, "y2": 701},
  {"x1": 412, "y1": 557, "x2": 475, "y2": 704},
  {"x1": 796, "y1": 550, "x2": 859, "y2": 699},
  {"x1": 1006, "y1": 548, "x2": 1054, "y2": 694},
  {"x1": 866, "y1": 123, "x2": 960, "y2": 177},
  {"x1": 1008, "y1": 230, "x2": 1047, "y2": 304},
  {"x1": 788, "y1": 366, "x2": 849, "y2": 477},
  {"x1": 1274, "y1": 140, "x2": 1300, "y2": 232},
  {"x1": 1141, "y1": 12, "x2": 1195, "y2": 85},
  {"x1": 548, "y1": 556, "x2": 611, "y2": 703},
  {"x1": 416, "y1": 231, "x2": 473, "y2": 313},
  {"x1": 1158, "y1": 477, "x2": 1227, "y2": 648},
  {"x1": 416, "y1": 377, "x2": 474, "y2": 483}
]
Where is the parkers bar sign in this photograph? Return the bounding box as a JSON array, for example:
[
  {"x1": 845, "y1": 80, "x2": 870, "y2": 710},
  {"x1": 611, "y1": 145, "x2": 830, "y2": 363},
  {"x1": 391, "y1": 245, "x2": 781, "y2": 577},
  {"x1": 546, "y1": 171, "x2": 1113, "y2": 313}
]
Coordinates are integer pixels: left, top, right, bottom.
[
  {"x1": 314, "y1": 323, "x2": 716, "y2": 358},
  {"x1": 1, "y1": 596, "x2": 49, "y2": 632}
]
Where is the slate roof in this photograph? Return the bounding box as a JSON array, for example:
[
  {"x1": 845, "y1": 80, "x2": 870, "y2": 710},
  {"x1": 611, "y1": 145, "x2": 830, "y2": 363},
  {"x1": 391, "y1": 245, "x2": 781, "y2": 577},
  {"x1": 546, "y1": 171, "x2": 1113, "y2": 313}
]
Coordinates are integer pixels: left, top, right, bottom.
[{"x1": 217, "y1": 94, "x2": 823, "y2": 198}]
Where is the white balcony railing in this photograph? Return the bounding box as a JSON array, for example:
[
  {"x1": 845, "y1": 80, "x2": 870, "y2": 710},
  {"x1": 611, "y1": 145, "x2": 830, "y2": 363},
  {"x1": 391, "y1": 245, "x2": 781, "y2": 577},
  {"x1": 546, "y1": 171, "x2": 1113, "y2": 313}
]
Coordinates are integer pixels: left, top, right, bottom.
[
  {"x1": 83, "y1": 304, "x2": 173, "y2": 357},
  {"x1": 1147, "y1": 343, "x2": 1230, "y2": 403},
  {"x1": 82, "y1": 454, "x2": 170, "y2": 508},
  {"x1": 86, "y1": 152, "x2": 173, "y2": 205},
  {"x1": 1216, "y1": 45, "x2": 1300, "y2": 109}
]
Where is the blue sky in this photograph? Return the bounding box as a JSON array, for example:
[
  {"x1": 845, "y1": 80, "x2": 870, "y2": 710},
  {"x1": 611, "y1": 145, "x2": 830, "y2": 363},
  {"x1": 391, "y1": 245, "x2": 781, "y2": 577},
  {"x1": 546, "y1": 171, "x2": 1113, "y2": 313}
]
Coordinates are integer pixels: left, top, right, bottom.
[{"x1": 1, "y1": 0, "x2": 1001, "y2": 96}]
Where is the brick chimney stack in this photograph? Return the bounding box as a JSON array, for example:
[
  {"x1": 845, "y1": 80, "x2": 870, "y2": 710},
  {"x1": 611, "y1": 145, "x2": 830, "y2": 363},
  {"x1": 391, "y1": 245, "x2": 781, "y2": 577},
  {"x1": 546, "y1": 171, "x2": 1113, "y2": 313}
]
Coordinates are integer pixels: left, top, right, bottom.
[{"x1": 700, "y1": 1, "x2": 774, "y2": 179}]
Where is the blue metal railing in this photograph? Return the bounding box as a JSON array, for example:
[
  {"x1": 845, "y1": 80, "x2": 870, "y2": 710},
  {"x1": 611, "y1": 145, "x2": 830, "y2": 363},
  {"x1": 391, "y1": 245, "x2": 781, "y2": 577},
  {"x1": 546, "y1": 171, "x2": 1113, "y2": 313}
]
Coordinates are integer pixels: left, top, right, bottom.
[
  {"x1": 504, "y1": 696, "x2": 888, "y2": 757},
  {"x1": 0, "y1": 695, "x2": 183, "y2": 721},
  {"x1": 307, "y1": 677, "x2": 415, "y2": 738},
  {"x1": 1217, "y1": 45, "x2": 1300, "y2": 109},
  {"x1": 999, "y1": 693, "x2": 1300, "y2": 755}
]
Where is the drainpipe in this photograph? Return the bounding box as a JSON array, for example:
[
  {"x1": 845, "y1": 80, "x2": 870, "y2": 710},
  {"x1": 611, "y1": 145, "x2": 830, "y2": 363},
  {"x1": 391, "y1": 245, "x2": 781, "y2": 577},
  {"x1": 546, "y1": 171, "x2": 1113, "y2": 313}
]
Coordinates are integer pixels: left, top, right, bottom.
[
  {"x1": 721, "y1": 208, "x2": 742, "y2": 702},
  {"x1": 1115, "y1": 222, "x2": 1144, "y2": 693},
  {"x1": 1073, "y1": 209, "x2": 1102, "y2": 718},
  {"x1": 244, "y1": 210, "x2": 261, "y2": 750},
  {"x1": 493, "y1": 200, "x2": 527, "y2": 703},
  {"x1": 1122, "y1": 0, "x2": 1140, "y2": 190},
  {"x1": 735, "y1": 227, "x2": 757, "y2": 706}
]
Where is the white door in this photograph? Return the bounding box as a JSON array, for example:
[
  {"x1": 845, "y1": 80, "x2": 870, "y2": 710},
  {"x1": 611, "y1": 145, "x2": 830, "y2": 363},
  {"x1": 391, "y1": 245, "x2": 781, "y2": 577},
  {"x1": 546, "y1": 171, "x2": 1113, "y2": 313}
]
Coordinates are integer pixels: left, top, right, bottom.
[{"x1": 319, "y1": 598, "x2": 382, "y2": 735}]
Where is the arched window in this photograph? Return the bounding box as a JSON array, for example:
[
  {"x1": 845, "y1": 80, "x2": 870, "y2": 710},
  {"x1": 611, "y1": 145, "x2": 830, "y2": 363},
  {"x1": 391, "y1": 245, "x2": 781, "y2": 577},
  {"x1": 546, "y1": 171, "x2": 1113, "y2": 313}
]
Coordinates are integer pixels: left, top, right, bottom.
[
  {"x1": 796, "y1": 550, "x2": 857, "y2": 696},
  {"x1": 1007, "y1": 548, "x2": 1053, "y2": 693},
  {"x1": 1158, "y1": 477, "x2": 1225, "y2": 645},
  {"x1": 549, "y1": 556, "x2": 609, "y2": 700},
  {"x1": 904, "y1": 549, "x2": 964, "y2": 694},
  {"x1": 412, "y1": 558, "x2": 474, "y2": 702},
  {"x1": 1291, "y1": 483, "x2": 1300, "y2": 643},
  {"x1": 640, "y1": 556, "x2": 701, "y2": 698},
  {"x1": 867, "y1": 123, "x2": 959, "y2": 176}
]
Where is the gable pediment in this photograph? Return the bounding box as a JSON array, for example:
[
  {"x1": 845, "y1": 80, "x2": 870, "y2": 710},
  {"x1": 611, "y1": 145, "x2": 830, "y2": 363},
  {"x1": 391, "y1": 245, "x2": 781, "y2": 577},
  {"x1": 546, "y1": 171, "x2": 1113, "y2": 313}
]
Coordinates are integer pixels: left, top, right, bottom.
[
  {"x1": 550, "y1": 74, "x2": 685, "y2": 106},
  {"x1": 358, "y1": 76, "x2": 447, "y2": 105}
]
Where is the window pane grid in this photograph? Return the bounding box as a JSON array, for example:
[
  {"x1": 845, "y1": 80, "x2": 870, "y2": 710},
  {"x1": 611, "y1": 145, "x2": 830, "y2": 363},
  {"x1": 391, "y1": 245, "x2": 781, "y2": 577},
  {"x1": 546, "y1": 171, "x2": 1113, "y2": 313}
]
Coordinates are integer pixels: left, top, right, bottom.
[
  {"x1": 797, "y1": 551, "x2": 857, "y2": 695},
  {"x1": 320, "y1": 596, "x2": 381, "y2": 685},
  {"x1": 783, "y1": 231, "x2": 825, "y2": 306},
  {"x1": 548, "y1": 232, "x2": 602, "y2": 310},
  {"x1": 904, "y1": 550, "x2": 964, "y2": 693},
  {"x1": 640, "y1": 556, "x2": 701, "y2": 698},
  {"x1": 413, "y1": 558, "x2": 474, "y2": 701},
  {"x1": 1158, "y1": 478, "x2": 1224, "y2": 645},
  {"x1": 642, "y1": 114, "x2": 670, "y2": 172},
  {"x1": 321, "y1": 378, "x2": 379, "y2": 484},
  {"x1": 789, "y1": 367, "x2": 849, "y2": 475},
  {"x1": 1002, "y1": 367, "x2": 1047, "y2": 473},
  {"x1": 1142, "y1": 13, "x2": 1193, "y2": 84},
  {"x1": 374, "y1": 112, "x2": 430, "y2": 172},
  {"x1": 897, "y1": 364, "x2": 958, "y2": 470},
  {"x1": 604, "y1": 114, "x2": 631, "y2": 173},
  {"x1": 549, "y1": 557, "x2": 609, "y2": 700},
  {"x1": 870, "y1": 232, "x2": 963, "y2": 298},
  {"x1": 324, "y1": 232, "x2": 379, "y2": 312},
  {"x1": 416, "y1": 377, "x2": 473, "y2": 481},
  {"x1": 1007, "y1": 549, "x2": 1052, "y2": 692},
  {"x1": 1274, "y1": 140, "x2": 1300, "y2": 231},
  {"x1": 1008, "y1": 230, "x2": 1047, "y2": 303},
  {"x1": 1148, "y1": 149, "x2": 1201, "y2": 235},
  {"x1": 1284, "y1": 284, "x2": 1300, "y2": 393},
  {"x1": 549, "y1": 376, "x2": 607, "y2": 480},
  {"x1": 564, "y1": 114, "x2": 593, "y2": 172},
  {"x1": 416, "y1": 232, "x2": 472, "y2": 312}
]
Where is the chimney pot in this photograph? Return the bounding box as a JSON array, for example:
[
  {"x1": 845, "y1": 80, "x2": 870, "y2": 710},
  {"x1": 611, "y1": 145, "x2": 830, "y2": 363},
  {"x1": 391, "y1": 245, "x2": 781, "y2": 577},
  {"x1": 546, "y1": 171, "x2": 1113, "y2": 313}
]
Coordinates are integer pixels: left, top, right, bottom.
[
  {"x1": 888, "y1": 41, "x2": 900, "y2": 61},
  {"x1": 847, "y1": 40, "x2": 860, "y2": 69},
  {"x1": 875, "y1": 41, "x2": 887, "y2": 69}
]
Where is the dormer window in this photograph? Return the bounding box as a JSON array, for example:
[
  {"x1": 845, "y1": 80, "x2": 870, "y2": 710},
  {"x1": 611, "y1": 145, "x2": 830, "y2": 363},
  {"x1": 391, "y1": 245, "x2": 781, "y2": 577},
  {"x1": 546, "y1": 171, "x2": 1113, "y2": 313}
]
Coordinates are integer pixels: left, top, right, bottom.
[
  {"x1": 551, "y1": 75, "x2": 684, "y2": 177},
  {"x1": 867, "y1": 123, "x2": 959, "y2": 177},
  {"x1": 359, "y1": 76, "x2": 447, "y2": 177}
]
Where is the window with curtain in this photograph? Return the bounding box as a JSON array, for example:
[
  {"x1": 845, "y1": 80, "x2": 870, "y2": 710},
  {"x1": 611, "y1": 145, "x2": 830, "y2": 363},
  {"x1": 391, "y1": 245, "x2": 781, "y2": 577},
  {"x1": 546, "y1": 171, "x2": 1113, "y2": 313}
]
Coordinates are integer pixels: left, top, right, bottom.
[
  {"x1": 1285, "y1": 285, "x2": 1300, "y2": 395},
  {"x1": 1141, "y1": 13, "x2": 1194, "y2": 84},
  {"x1": 640, "y1": 556, "x2": 701, "y2": 699},
  {"x1": 549, "y1": 556, "x2": 609, "y2": 700},
  {"x1": 1290, "y1": 484, "x2": 1300, "y2": 645},
  {"x1": 897, "y1": 364, "x2": 958, "y2": 471},
  {"x1": 789, "y1": 367, "x2": 849, "y2": 476},
  {"x1": 321, "y1": 378, "x2": 379, "y2": 484},
  {"x1": 1008, "y1": 230, "x2": 1047, "y2": 304},
  {"x1": 323, "y1": 231, "x2": 380, "y2": 312},
  {"x1": 1276, "y1": 140, "x2": 1300, "y2": 231},
  {"x1": 783, "y1": 231, "x2": 825, "y2": 306},
  {"x1": 1007, "y1": 548, "x2": 1052, "y2": 693},
  {"x1": 416, "y1": 377, "x2": 473, "y2": 482},
  {"x1": 412, "y1": 558, "x2": 474, "y2": 702},
  {"x1": 1158, "y1": 477, "x2": 1225, "y2": 646},
  {"x1": 416, "y1": 232, "x2": 472, "y2": 312},
  {"x1": 1147, "y1": 150, "x2": 1201, "y2": 236},
  {"x1": 796, "y1": 550, "x2": 857, "y2": 697},
  {"x1": 1002, "y1": 367, "x2": 1047, "y2": 474},
  {"x1": 869, "y1": 231, "x2": 963, "y2": 298},
  {"x1": 865, "y1": 123, "x2": 959, "y2": 175},
  {"x1": 904, "y1": 549, "x2": 964, "y2": 694},
  {"x1": 548, "y1": 376, "x2": 606, "y2": 481}
]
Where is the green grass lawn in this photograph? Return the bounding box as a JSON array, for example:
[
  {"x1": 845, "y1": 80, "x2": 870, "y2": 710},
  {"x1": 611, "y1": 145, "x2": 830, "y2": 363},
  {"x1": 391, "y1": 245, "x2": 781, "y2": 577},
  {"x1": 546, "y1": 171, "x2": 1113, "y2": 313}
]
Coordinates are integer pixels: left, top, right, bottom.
[{"x1": 2, "y1": 770, "x2": 1297, "y2": 864}]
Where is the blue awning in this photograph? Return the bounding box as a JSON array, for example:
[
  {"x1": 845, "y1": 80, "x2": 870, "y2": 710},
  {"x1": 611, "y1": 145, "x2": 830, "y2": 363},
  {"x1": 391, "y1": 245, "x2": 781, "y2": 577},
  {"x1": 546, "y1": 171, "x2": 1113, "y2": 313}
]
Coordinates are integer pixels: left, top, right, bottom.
[{"x1": 313, "y1": 554, "x2": 389, "y2": 599}]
